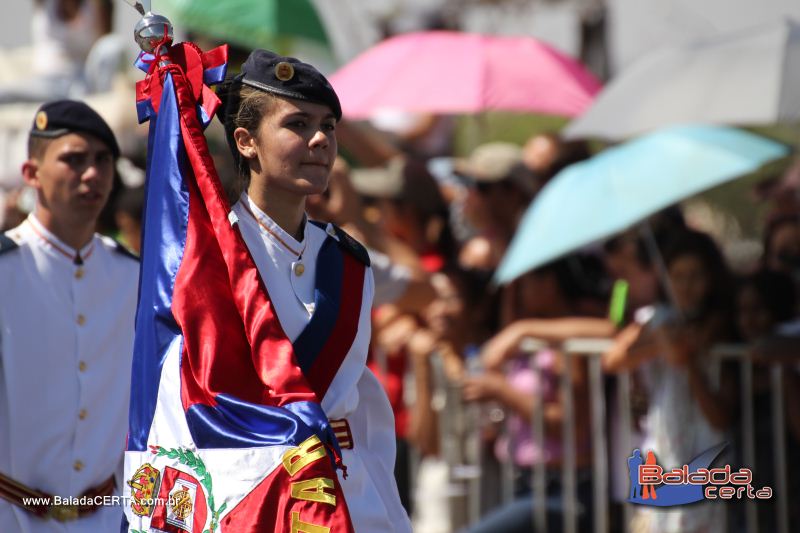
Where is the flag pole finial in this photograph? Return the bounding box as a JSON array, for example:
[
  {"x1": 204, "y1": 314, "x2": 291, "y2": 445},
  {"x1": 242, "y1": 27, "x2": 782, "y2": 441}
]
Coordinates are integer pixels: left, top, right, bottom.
[{"x1": 134, "y1": 11, "x2": 174, "y2": 58}]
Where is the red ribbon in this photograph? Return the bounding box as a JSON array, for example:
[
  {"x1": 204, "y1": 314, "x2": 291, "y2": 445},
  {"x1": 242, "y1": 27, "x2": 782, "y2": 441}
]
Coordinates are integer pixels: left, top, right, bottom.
[{"x1": 136, "y1": 41, "x2": 227, "y2": 121}]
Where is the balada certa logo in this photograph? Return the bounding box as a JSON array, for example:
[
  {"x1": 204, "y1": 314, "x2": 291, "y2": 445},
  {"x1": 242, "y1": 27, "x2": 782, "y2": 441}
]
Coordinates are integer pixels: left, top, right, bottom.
[{"x1": 627, "y1": 442, "x2": 772, "y2": 506}]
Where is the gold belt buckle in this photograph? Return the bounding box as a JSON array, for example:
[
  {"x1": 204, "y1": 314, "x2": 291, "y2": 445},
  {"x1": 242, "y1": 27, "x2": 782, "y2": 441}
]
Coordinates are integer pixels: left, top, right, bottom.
[{"x1": 48, "y1": 504, "x2": 79, "y2": 522}]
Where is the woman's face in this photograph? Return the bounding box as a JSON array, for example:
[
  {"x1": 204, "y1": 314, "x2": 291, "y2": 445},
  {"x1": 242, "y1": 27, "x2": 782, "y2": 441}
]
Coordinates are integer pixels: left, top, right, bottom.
[
  {"x1": 668, "y1": 254, "x2": 710, "y2": 314},
  {"x1": 243, "y1": 97, "x2": 337, "y2": 197},
  {"x1": 767, "y1": 221, "x2": 800, "y2": 273},
  {"x1": 424, "y1": 274, "x2": 465, "y2": 339},
  {"x1": 736, "y1": 284, "x2": 773, "y2": 342}
]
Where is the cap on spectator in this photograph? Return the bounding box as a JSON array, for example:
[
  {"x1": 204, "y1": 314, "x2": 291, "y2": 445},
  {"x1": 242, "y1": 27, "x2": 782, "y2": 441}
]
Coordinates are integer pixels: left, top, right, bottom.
[
  {"x1": 350, "y1": 157, "x2": 405, "y2": 199},
  {"x1": 351, "y1": 156, "x2": 447, "y2": 216},
  {"x1": 29, "y1": 99, "x2": 120, "y2": 158},
  {"x1": 239, "y1": 49, "x2": 342, "y2": 120},
  {"x1": 455, "y1": 141, "x2": 536, "y2": 195}
]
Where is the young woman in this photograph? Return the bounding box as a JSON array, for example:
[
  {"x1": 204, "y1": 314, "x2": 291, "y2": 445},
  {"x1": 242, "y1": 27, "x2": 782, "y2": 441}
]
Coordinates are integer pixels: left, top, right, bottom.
[
  {"x1": 604, "y1": 229, "x2": 738, "y2": 533},
  {"x1": 220, "y1": 49, "x2": 411, "y2": 533}
]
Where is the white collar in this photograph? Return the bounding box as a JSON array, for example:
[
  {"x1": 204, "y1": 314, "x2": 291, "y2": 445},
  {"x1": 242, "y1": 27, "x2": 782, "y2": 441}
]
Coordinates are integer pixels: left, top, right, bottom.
[
  {"x1": 25, "y1": 213, "x2": 95, "y2": 263},
  {"x1": 240, "y1": 192, "x2": 309, "y2": 257}
]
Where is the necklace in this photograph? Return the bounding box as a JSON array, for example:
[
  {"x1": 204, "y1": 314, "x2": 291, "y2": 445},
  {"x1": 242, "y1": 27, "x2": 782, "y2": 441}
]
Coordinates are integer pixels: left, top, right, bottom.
[
  {"x1": 26, "y1": 219, "x2": 94, "y2": 265},
  {"x1": 241, "y1": 202, "x2": 308, "y2": 276}
]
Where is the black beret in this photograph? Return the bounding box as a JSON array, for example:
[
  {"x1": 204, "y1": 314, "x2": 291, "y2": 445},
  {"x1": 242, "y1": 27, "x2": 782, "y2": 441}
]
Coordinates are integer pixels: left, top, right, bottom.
[
  {"x1": 239, "y1": 49, "x2": 341, "y2": 121},
  {"x1": 30, "y1": 100, "x2": 120, "y2": 158}
]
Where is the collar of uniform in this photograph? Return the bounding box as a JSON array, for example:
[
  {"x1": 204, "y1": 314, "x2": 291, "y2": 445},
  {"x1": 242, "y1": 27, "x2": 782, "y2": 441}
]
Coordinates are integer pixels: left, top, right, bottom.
[
  {"x1": 25, "y1": 213, "x2": 95, "y2": 262},
  {"x1": 241, "y1": 192, "x2": 308, "y2": 256}
]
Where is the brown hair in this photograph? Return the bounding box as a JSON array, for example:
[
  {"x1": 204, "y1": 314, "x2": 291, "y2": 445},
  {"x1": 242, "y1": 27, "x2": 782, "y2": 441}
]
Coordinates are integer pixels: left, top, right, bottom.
[
  {"x1": 220, "y1": 81, "x2": 277, "y2": 193},
  {"x1": 27, "y1": 135, "x2": 53, "y2": 159}
]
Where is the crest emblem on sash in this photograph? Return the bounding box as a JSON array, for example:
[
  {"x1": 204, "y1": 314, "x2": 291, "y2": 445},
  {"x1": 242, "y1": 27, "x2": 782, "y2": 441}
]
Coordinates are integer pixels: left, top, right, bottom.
[
  {"x1": 150, "y1": 465, "x2": 209, "y2": 533},
  {"x1": 167, "y1": 482, "x2": 195, "y2": 526},
  {"x1": 128, "y1": 463, "x2": 161, "y2": 517}
]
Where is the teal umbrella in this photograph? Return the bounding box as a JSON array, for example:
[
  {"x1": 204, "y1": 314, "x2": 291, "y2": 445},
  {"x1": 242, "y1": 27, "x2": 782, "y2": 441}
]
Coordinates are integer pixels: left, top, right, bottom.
[
  {"x1": 157, "y1": 0, "x2": 329, "y2": 52},
  {"x1": 495, "y1": 125, "x2": 791, "y2": 284}
]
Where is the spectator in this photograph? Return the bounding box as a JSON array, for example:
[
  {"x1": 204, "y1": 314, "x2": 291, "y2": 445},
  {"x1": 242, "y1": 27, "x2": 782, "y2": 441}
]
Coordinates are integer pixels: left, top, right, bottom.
[
  {"x1": 455, "y1": 142, "x2": 537, "y2": 271},
  {"x1": 604, "y1": 229, "x2": 738, "y2": 533},
  {"x1": 734, "y1": 269, "x2": 800, "y2": 530},
  {"x1": 369, "y1": 110, "x2": 456, "y2": 159},
  {"x1": 0, "y1": 0, "x2": 115, "y2": 103},
  {"x1": 404, "y1": 267, "x2": 498, "y2": 532},
  {"x1": 350, "y1": 155, "x2": 456, "y2": 272},
  {"x1": 113, "y1": 184, "x2": 144, "y2": 255},
  {"x1": 521, "y1": 131, "x2": 590, "y2": 187},
  {"x1": 462, "y1": 256, "x2": 608, "y2": 533}
]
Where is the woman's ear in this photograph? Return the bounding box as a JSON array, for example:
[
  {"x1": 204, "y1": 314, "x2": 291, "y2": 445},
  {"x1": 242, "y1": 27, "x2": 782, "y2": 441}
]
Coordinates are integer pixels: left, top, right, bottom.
[{"x1": 233, "y1": 127, "x2": 257, "y2": 160}]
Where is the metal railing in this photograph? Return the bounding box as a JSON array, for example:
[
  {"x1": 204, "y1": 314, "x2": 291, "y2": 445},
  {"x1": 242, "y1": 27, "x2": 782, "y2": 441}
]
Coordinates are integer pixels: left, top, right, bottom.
[{"x1": 424, "y1": 338, "x2": 795, "y2": 532}]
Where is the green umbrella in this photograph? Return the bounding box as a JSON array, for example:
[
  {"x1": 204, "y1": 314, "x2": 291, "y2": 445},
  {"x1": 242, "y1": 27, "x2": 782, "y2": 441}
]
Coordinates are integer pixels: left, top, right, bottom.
[{"x1": 157, "y1": 0, "x2": 329, "y2": 53}]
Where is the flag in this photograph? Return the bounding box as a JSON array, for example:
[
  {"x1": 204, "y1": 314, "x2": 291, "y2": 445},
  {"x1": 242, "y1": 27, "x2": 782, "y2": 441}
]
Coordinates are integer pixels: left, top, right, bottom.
[{"x1": 122, "y1": 42, "x2": 355, "y2": 533}]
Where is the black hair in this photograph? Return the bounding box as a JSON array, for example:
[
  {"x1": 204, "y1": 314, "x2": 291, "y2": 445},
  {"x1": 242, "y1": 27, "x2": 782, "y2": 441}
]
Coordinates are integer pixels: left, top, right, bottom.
[
  {"x1": 440, "y1": 266, "x2": 501, "y2": 334},
  {"x1": 662, "y1": 228, "x2": 733, "y2": 320},
  {"x1": 762, "y1": 213, "x2": 800, "y2": 267},
  {"x1": 537, "y1": 252, "x2": 611, "y2": 305},
  {"x1": 114, "y1": 185, "x2": 145, "y2": 219},
  {"x1": 603, "y1": 207, "x2": 687, "y2": 267},
  {"x1": 738, "y1": 269, "x2": 797, "y2": 324}
]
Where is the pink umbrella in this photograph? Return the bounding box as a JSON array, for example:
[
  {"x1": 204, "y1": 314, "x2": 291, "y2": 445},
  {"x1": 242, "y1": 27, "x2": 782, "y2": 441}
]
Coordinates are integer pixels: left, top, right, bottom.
[{"x1": 329, "y1": 31, "x2": 602, "y2": 120}]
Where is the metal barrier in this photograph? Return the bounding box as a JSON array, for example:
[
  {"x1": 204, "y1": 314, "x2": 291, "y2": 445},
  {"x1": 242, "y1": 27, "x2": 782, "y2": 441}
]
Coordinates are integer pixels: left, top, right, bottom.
[
  {"x1": 711, "y1": 345, "x2": 790, "y2": 533},
  {"x1": 524, "y1": 339, "x2": 790, "y2": 533},
  {"x1": 419, "y1": 338, "x2": 793, "y2": 532},
  {"x1": 531, "y1": 338, "x2": 615, "y2": 533}
]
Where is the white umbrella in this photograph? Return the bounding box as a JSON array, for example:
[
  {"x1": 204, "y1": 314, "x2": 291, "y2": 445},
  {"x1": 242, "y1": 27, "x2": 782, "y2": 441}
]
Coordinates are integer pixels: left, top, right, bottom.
[{"x1": 565, "y1": 19, "x2": 800, "y2": 140}]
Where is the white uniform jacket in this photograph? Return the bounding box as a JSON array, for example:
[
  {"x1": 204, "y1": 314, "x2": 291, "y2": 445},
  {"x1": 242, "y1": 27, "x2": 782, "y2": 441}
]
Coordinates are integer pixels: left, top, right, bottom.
[
  {"x1": 233, "y1": 194, "x2": 412, "y2": 533},
  {"x1": 0, "y1": 215, "x2": 139, "y2": 532}
]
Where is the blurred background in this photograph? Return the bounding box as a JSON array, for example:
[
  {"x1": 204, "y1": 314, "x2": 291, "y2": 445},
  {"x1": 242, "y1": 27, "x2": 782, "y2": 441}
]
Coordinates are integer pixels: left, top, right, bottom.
[{"x1": 2, "y1": 1, "x2": 800, "y2": 532}]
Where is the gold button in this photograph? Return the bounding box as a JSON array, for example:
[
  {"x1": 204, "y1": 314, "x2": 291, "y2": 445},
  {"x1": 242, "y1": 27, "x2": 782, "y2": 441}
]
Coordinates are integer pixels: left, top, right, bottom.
[
  {"x1": 73, "y1": 460, "x2": 84, "y2": 472},
  {"x1": 78, "y1": 409, "x2": 87, "y2": 420},
  {"x1": 293, "y1": 263, "x2": 305, "y2": 276},
  {"x1": 74, "y1": 268, "x2": 84, "y2": 280},
  {"x1": 78, "y1": 361, "x2": 87, "y2": 372},
  {"x1": 77, "y1": 314, "x2": 86, "y2": 326}
]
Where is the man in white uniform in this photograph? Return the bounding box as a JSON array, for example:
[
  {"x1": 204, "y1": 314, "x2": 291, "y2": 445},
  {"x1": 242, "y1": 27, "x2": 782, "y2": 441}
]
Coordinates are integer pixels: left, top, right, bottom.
[{"x1": 0, "y1": 100, "x2": 138, "y2": 531}]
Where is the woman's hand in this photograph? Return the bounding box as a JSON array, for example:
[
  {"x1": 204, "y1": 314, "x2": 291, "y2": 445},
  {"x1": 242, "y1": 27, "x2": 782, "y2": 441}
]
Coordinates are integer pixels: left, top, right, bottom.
[
  {"x1": 480, "y1": 323, "x2": 525, "y2": 371},
  {"x1": 374, "y1": 313, "x2": 418, "y2": 355},
  {"x1": 660, "y1": 324, "x2": 699, "y2": 368},
  {"x1": 407, "y1": 328, "x2": 439, "y2": 362},
  {"x1": 462, "y1": 371, "x2": 507, "y2": 402}
]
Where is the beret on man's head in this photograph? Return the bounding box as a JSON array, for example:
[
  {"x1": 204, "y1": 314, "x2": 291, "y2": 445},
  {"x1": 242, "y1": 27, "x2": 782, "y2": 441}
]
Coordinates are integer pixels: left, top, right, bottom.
[
  {"x1": 29, "y1": 99, "x2": 120, "y2": 158},
  {"x1": 238, "y1": 49, "x2": 342, "y2": 121}
]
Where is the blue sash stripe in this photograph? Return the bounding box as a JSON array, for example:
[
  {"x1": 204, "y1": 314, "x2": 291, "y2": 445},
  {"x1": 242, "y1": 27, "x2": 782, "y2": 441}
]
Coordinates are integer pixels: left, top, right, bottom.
[
  {"x1": 292, "y1": 237, "x2": 344, "y2": 373},
  {"x1": 186, "y1": 396, "x2": 329, "y2": 449}
]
